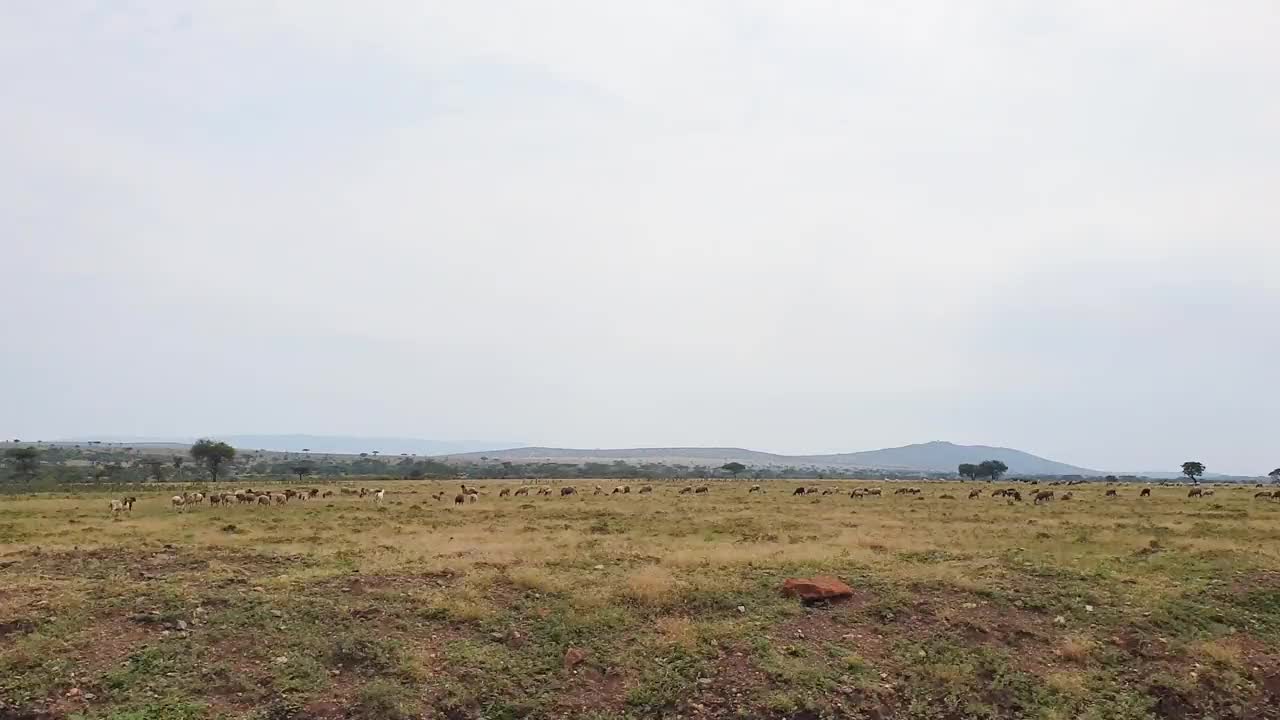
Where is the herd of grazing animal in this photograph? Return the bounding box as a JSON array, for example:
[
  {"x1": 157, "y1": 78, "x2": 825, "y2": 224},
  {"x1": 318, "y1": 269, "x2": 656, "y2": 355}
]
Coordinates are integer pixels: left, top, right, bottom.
[{"x1": 110, "y1": 478, "x2": 1278, "y2": 516}]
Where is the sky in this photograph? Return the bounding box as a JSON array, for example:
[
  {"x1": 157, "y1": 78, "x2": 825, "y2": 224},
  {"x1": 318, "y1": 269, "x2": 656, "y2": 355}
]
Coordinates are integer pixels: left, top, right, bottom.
[{"x1": 2, "y1": 2, "x2": 1277, "y2": 474}]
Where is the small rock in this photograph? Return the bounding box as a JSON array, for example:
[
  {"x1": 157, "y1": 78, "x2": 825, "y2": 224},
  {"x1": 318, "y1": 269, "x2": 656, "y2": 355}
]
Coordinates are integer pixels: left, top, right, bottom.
[
  {"x1": 273, "y1": 656, "x2": 289, "y2": 665},
  {"x1": 270, "y1": 610, "x2": 283, "y2": 618},
  {"x1": 781, "y1": 576, "x2": 855, "y2": 603},
  {"x1": 253, "y1": 586, "x2": 265, "y2": 592},
  {"x1": 563, "y1": 647, "x2": 590, "y2": 670},
  {"x1": 83, "y1": 693, "x2": 96, "y2": 701},
  {"x1": 1085, "y1": 604, "x2": 1095, "y2": 613},
  {"x1": 593, "y1": 565, "x2": 604, "y2": 570},
  {"x1": 176, "y1": 620, "x2": 188, "y2": 631},
  {"x1": 962, "y1": 602, "x2": 977, "y2": 609},
  {"x1": 736, "y1": 605, "x2": 746, "y2": 614},
  {"x1": 697, "y1": 678, "x2": 713, "y2": 686},
  {"x1": 66, "y1": 688, "x2": 81, "y2": 698},
  {"x1": 1054, "y1": 615, "x2": 1067, "y2": 625}
]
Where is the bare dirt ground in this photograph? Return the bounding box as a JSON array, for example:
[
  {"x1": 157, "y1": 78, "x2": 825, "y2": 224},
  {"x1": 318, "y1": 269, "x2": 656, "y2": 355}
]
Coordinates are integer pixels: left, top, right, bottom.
[{"x1": 2, "y1": 480, "x2": 1279, "y2": 719}]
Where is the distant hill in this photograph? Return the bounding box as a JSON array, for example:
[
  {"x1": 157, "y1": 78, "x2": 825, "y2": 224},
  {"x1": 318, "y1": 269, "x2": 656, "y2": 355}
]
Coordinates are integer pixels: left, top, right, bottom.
[
  {"x1": 443, "y1": 441, "x2": 1100, "y2": 476},
  {"x1": 59, "y1": 435, "x2": 522, "y2": 457}
]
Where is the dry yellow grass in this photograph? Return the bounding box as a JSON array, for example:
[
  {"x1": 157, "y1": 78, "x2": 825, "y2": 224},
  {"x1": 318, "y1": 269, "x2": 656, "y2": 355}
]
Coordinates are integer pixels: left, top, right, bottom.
[{"x1": 1056, "y1": 635, "x2": 1094, "y2": 664}]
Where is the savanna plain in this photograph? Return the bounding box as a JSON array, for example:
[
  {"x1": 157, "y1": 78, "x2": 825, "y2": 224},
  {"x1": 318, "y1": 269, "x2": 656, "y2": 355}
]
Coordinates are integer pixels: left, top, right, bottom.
[{"x1": 2, "y1": 480, "x2": 1279, "y2": 720}]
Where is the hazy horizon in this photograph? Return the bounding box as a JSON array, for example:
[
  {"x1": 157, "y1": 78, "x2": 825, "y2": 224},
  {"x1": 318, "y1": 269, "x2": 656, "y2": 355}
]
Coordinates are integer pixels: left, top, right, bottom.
[{"x1": 3, "y1": 3, "x2": 1277, "y2": 475}]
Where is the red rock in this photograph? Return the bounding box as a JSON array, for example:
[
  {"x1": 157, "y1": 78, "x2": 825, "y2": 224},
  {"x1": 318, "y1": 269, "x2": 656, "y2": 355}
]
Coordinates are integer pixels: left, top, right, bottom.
[
  {"x1": 781, "y1": 576, "x2": 855, "y2": 603},
  {"x1": 563, "y1": 647, "x2": 591, "y2": 670}
]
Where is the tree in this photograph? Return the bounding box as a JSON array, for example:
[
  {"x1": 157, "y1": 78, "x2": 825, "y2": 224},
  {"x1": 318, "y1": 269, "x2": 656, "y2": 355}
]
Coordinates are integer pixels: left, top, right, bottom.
[
  {"x1": 1269, "y1": 468, "x2": 1280, "y2": 485},
  {"x1": 720, "y1": 461, "x2": 747, "y2": 477},
  {"x1": 958, "y1": 463, "x2": 979, "y2": 481},
  {"x1": 143, "y1": 459, "x2": 166, "y2": 482},
  {"x1": 291, "y1": 463, "x2": 313, "y2": 483},
  {"x1": 172, "y1": 455, "x2": 185, "y2": 477},
  {"x1": 4, "y1": 447, "x2": 40, "y2": 481},
  {"x1": 977, "y1": 460, "x2": 1009, "y2": 482},
  {"x1": 1181, "y1": 461, "x2": 1205, "y2": 484},
  {"x1": 190, "y1": 439, "x2": 236, "y2": 482}
]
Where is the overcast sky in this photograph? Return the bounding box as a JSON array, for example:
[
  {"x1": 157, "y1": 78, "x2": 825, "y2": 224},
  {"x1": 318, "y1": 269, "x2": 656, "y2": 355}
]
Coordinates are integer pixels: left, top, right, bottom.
[{"x1": 2, "y1": 2, "x2": 1277, "y2": 474}]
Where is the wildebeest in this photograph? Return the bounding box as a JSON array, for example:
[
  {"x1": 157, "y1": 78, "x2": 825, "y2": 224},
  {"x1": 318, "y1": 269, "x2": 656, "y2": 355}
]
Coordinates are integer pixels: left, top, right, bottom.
[
  {"x1": 322, "y1": 490, "x2": 334, "y2": 498},
  {"x1": 638, "y1": 485, "x2": 653, "y2": 494},
  {"x1": 1140, "y1": 488, "x2": 1151, "y2": 497},
  {"x1": 256, "y1": 495, "x2": 270, "y2": 506},
  {"x1": 514, "y1": 487, "x2": 529, "y2": 497},
  {"x1": 1061, "y1": 492, "x2": 1073, "y2": 501},
  {"x1": 109, "y1": 499, "x2": 126, "y2": 516},
  {"x1": 454, "y1": 493, "x2": 465, "y2": 504},
  {"x1": 695, "y1": 486, "x2": 709, "y2": 494},
  {"x1": 499, "y1": 488, "x2": 511, "y2": 497},
  {"x1": 308, "y1": 488, "x2": 320, "y2": 498},
  {"x1": 748, "y1": 485, "x2": 762, "y2": 493},
  {"x1": 1033, "y1": 490, "x2": 1054, "y2": 504},
  {"x1": 1188, "y1": 488, "x2": 1203, "y2": 498},
  {"x1": 793, "y1": 487, "x2": 806, "y2": 496},
  {"x1": 850, "y1": 488, "x2": 865, "y2": 498},
  {"x1": 1008, "y1": 490, "x2": 1023, "y2": 502},
  {"x1": 1255, "y1": 491, "x2": 1272, "y2": 500},
  {"x1": 821, "y1": 489, "x2": 835, "y2": 496},
  {"x1": 1105, "y1": 489, "x2": 1118, "y2": 497},
  {"x1": 679, "y1": 487, "x2": 693, "y2": 495},
  {"x1": 611, "y1": 485, "x2": 630, "y2": 495},
  {"x1": 209, "y1": 494, "x2": 222, "y2": 506},
  {"x1": 968, "y1": 488, "x2": 982, "y2": 499},
  {"x1": 866, "y1": 488, "x2": 882, "y2": 496},
  {"x1": 561, "y1": 487, "x2": 577, "y2": 496},
  {"x1": 1202, "y1": 489, "x2": 1215, "y2": 497}
]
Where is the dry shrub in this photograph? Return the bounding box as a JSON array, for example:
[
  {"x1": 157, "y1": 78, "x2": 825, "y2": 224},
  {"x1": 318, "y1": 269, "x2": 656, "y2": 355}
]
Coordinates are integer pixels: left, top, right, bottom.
[
  {"x1": 507, "y1": 566, "x2": 563, "y2": 594},
  {"x1": 1192, "y1": 638, "x2": 1244, "y2": 669},
  {"x1": 622, "y1": 565, "x2": 679, "y2": 606},
  {"x1": 1057, "y1": 635, "x2": 1094, "y2": 664},
  {"x1": 1045, "y1": 670, "x2": 1088, "y2": 697},
  {"x1": 654, "y1": 616, "x2": 698, "y2": 650}
]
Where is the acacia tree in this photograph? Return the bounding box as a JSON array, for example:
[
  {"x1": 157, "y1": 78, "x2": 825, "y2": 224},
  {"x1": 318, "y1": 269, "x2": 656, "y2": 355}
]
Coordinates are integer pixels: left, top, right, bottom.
[
  {"x1": 291, "y1": 463, "x2": 314, "y2": 483},
  {"x1": 720, "y1": 461, "x2": 747, "y2": 478},
  {"x1": 171, "y1": 455, "x2": 185, "y2": 479},
  {"x1": 1268, "y1": 468, "x2": 1280, "y2": 485},
  {"x1": 978, "y1": 460, "x2": 1009, "y2": 482},
  {"x1": 4, "y1": 447, "x2": 40, "y2": 482},
  {"x1": 190, "y1": 439, "x2": 236, "y2": 482},
  {"x1": 1181, "y1": 461, "x2": 1206, "y2": 484},
  {"x1": 958, "y1": 463, "x2": 980, "y2": 481},
  {"x1": 143, "y1": 459, "x2": 166, "y2": 482}
]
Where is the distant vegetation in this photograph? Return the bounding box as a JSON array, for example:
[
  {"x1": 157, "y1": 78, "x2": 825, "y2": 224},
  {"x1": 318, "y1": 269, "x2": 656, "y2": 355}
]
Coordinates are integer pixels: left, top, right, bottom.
[{"x1": 0, "y1": 442, "x2": 1270, "y2": 489}]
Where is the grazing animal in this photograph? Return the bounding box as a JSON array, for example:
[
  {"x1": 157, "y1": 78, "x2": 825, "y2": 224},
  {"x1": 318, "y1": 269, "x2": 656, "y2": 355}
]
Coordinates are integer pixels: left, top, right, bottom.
[
  {"x1": 322, "y1": 490, "x2": 334, "y2": 498},
  {"x1": 273, "y1": 494, "x2": 287, "y2": 505},
  {"x1": 340, "y1": 488, "x2": 357, "y2": 495},
  {"x1": 285, "y1": 489, "x2": 297, "y2": 499},
  {"x1": 748, "y1": 485, "x2": 761, "y2": 493},
  {"x1": 695, "y1": 486, "x2": 709, "y2": 494},
  {"x1": 1272, "y1": 490, "x2": 1280, "y2": 501},
  {"x1": 793, "y1": 487, "x2": 806, "y2": 496},
  {"x1": 110, "y1": 499, "x2": 126, "y2": 516},
  {"x1": 1202, "y1": 489, "x2": 1215, "y2": 497},
  {"x1": 639, "y1": 485, "x2": 653, "y2": 494},
  {"x1": 561, "y1": 487, "x2": 577, "y2": 496},
  {"x1": 1008, "y1": 490, "x2": 1023, "y2": 502},
  {"x1": 467, "y1": 492, "x2": 478, "y2": 504},
  {"x1": 358, "y1": 488, "x2": 368, "y2": 498},
  {"x1": 431, "y1": 492, "x2": 444, "y2": 501},
  {"x1": 1105, "y1": 489, "x2": 1118, "y2": 497},
  {"x1": 171, "y1": 495, "x2": 185, "y2": 512},
  {"x1": 866, "y1": 488, "x2": 882, "y2": 496},
  {"x1": 968, "y1": 488, "x2": 982, "y2": 499},
  {"x1": 121, "y1": 496, "x2": 136, "y2": 511},
  {"x1": 1255, "y1": 491, "x2": 1272, "y2": 499},
  {"x1": 374, "y1": 489, "x2": 386, "y2": 505},
  {"x1": 593, "y1": 486, "x2": 604, "y2": 495},
  {"x1": 1061, "y1": 492, "x2": 1073, "y2": 501},
  {"x1": 209, "y1": 494, "x2": 222, "y2": 506},
  {"x1": 1187, "y1": 488, "x2": 1203, "y2": 498},
  {"x1": 257, "y1": 495, "x2": 270, "y2": 505},
  {"x1": 308, "y1": 489, "x2": 319, "y2": 498},
  {"x1": 805, "y1": 487, "x2": 820, "y2": 495},
  {"x1": 850, "y1": 488, "x2": 865, "y2": 498},
  {"x1": 1140, "y1": 488, "x2": 1151, "y2": 497},
  {"x1": 992, "y1": 489, "x2": 1007, "y2": 498},
  {"x1": 1034, "y1": 490, "x2": 1054, "y2": 504},
  {"x1": 454, "y1": 494, "x2": 465, "y2": 505},
  {"x1": 679, "y1": 487, "x2": 693, "y2": 495},
  {"x1": 514, "y1": 487, "x2": 529, "y2": 497},
  {"x1": 500, "y1": 488, "x2": 511, "y2": 497}
]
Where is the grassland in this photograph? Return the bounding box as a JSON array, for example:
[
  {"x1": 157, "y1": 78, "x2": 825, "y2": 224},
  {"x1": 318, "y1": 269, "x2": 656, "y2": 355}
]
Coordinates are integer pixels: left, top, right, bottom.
[{"x1": 2, "y1": 480, "x2": 1279, "y2": 719}]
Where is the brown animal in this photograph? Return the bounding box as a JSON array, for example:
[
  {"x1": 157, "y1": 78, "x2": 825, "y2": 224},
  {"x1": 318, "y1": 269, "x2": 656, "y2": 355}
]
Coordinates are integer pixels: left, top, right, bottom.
[
  {"x1": 1033, "y1": 490, "x2": 1054, "y2": 504},
  {"x1": 256, "y1": 495, "x2": 270, "y2": 505},
  {"x1": 1009, "y1": 490, "x2": 1023, "y2": 502},
  {"x1": 561, "y1": 487, "x2": 577, "y2": 496},
  {"x1": 322, "y1": 490, "x2": 334, "y2": 498},
  {"x1": 454, "y1": 494, "x2": 465, "y2": 505},
  {"x1": 679, "y1": 487, "x2": 693, "y2": 495},
  {"x1": 514, "y1": 487, "x2": 529, "y2": 497},
  {"x1": 695, "y1": 486, "x2": 709, "y2": 494},
  {"x1": 821, "y1": 489, "x2": 835, "y2": 496},
  {"x1": 748, "y1": 485, "x2": 762, "y2": 493},
  {"x1": 1255, "y1": 491, "x2": 1272, "y2": 499},
  {"x1": 1105, "y1": 489, "x2": 1118, "y2": 497},
  {"x1": 1140, "y1": 488, "x2": 1151, "y2": 497},
  {"x1": 499, "y1": 488, "x2": 510, "y2": 497},
  {"x1": 866, "y1": 488, "x2": 882, "y2": 496},
  {"x1": 1188, "y1": 488, "x2": 1203, "y2": 498},
  {"x1": 1061, "y1": 492, "x2": 1073, "y2": 501},
  {"x1": 793, "y1": 487, "x2": 806, "y2": 496},
  {"x1": 991, "y1": 489, "x2": 1007, "y2": 497},
  {"x1": 968, "y1": 488, "x2": 981, "y2": 499},
  {"x1": 209, "y1": 494, "x2": 222, "y2": 506},
  {"x1": 850, "y1": 488, "x2": 865, "y2": 498},
  {"x1": 638, "y1": 485, "x2": 653, "y2": 494}
]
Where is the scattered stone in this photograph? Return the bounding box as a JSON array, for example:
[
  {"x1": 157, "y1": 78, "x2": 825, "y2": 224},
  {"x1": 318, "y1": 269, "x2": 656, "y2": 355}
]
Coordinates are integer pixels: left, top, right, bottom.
[
  {"x1": 697, "y1": 678, "x2": 713, "y2": 686},
  {"x1": 962, "y1": 602, "x2": 977, "y2": 609},
  {"x1": 563, "y1": 647, "x2": 590, "y2": 670},
  {"x1": 593, "y1": 565, "x2": 605, "y2": 570},
  {"x1": 176, "y1": 620, "x2": 188, "y2": 631},
  {"x1": 1085, "y1": 604, "x2": 1095, "y2": 613},
  {"x1": 781, "y1": 576, "x2": 855, "y2": 603},
  {"x1": 1054, "y1": 615, "x2": 1067, "y2": 625},
  {"x1": 273, "y1": 656, "x2": 289, "y2": 665},
  {"x1": 736, "y1": 605, "x2": 746, "y2": 614}
]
